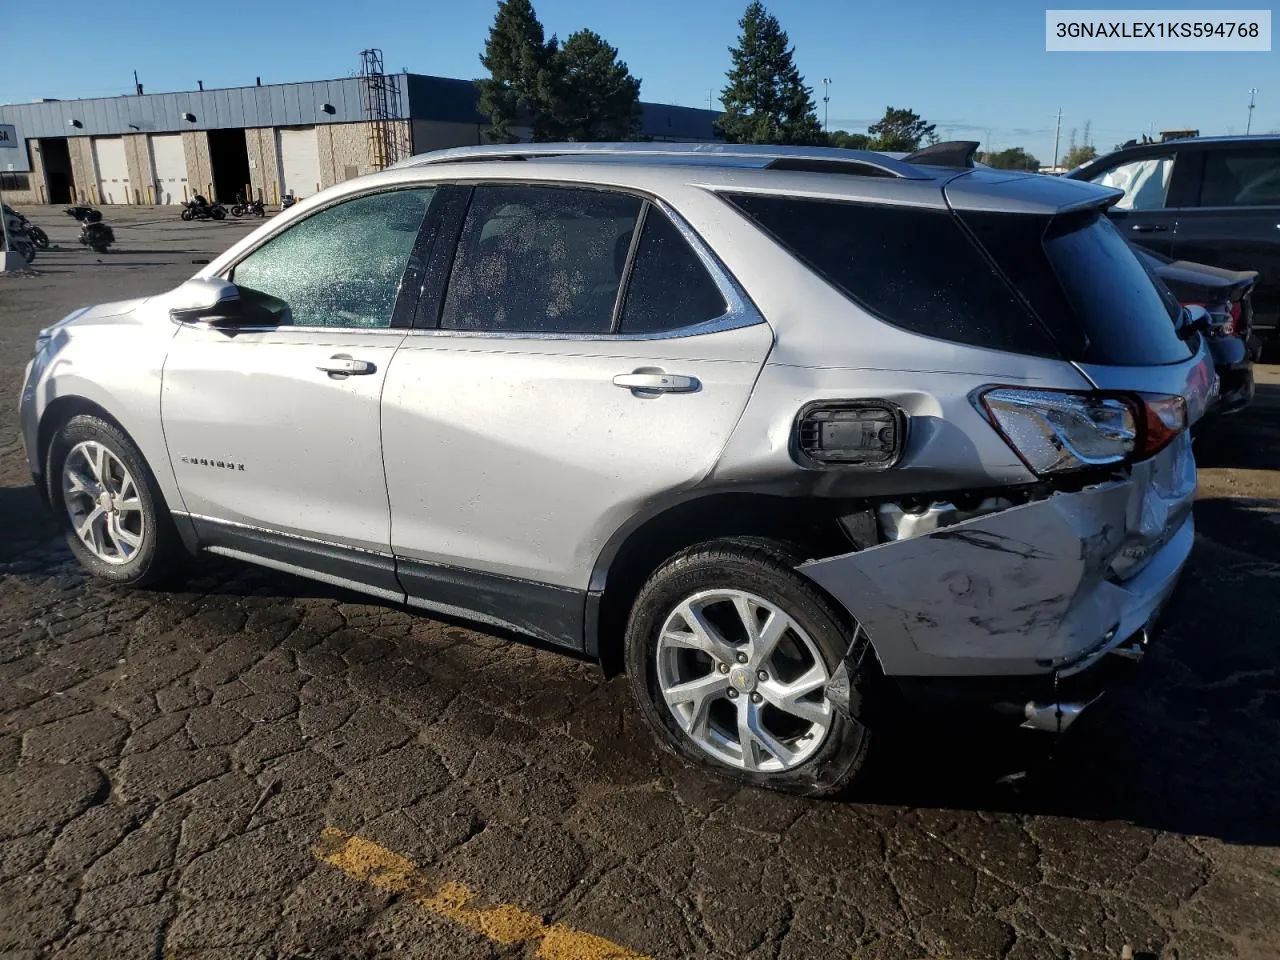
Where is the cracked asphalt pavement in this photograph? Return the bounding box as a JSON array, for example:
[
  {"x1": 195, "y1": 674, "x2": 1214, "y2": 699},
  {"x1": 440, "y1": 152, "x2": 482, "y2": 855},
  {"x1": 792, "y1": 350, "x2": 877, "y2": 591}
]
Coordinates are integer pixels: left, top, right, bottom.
[{"x1": 3, "y1": 207, "x2": 1280, "y2": 959}]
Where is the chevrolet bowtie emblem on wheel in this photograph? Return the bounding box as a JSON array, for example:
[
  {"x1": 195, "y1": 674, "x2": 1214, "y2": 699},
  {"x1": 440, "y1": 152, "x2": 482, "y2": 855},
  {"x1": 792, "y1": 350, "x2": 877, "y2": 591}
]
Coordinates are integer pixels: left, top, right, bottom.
[{"x1": 180, "y1": 456, "x2": 245, "y2": 471}]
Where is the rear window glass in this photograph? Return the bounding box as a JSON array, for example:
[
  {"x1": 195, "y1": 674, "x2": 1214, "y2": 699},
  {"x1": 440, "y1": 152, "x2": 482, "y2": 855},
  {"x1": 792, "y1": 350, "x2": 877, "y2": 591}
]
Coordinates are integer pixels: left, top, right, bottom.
[
  {"x1": 956, "y1": 210, "x2": 1193, "y2": 366},
  {"x1": 722, "y1": 194, "x2": 1060, "y2": 357}
]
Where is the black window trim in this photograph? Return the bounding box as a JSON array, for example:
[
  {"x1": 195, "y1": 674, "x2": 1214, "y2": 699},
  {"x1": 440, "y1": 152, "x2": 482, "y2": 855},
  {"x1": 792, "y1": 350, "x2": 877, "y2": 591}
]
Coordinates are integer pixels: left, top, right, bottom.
[
  {"x1": 213, "y1": 183, "x2": 443, "y2": 334},
  {"x1": 405, "y1": 178, "x2": 764, "y2": 341}
]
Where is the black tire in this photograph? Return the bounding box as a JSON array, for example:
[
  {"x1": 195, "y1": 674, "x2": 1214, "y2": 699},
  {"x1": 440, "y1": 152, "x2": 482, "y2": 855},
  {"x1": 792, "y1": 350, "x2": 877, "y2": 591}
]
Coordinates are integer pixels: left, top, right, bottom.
[
  {"x1": 180, "y1": 208, "x2": 194, "y2": 221},
  {"x1": 30, "y1": 226, "x2": 50, "y2": 249},
  {"x1": 15, "y1": 240, "x2": 35, "y2": 263},
  {"x1": 45, "y1": 414, "x2": 186, "y2": 588},
  {"x1": 624, "y1": 537, "x2": 877, "y2": 797},
  {"x1": 231, "y1": 205, "x2": 246, "y2": 218},
  {"x1": 211, "y1": 207, "x2": 226, "y2": 221}
]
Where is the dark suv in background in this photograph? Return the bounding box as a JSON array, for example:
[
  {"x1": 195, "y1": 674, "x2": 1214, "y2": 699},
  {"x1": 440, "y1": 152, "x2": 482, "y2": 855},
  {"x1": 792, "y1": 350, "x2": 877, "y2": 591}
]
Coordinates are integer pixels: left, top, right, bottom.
[{"x1": 1068, "y1": 135, "x2": 1280, "y2": 346}]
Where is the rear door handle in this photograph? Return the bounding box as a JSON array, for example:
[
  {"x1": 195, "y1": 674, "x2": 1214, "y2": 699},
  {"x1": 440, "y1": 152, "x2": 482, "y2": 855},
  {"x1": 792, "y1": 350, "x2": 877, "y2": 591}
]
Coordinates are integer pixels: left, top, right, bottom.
[
  {"x1": 613, "y1": 372, "x2": 700, "y2": 394},
  {"x1": 317, "y1": 355, "x2": 376, "y2": 376},
  {"x1": 1130, "y1": 223, "x2": 1168, "y2": 233}
]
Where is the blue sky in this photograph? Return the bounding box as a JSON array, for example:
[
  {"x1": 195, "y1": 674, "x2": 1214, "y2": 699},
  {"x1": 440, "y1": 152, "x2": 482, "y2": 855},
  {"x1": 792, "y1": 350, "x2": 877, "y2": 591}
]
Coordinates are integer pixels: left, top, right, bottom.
[{"x1": 1, "y1": 0, "x2": 1275, "y2": 162}]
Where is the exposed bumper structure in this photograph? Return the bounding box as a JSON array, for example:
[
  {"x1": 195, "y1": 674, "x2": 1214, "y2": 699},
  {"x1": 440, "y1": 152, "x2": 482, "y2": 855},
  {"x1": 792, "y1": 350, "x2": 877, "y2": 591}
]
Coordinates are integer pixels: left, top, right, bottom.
[{"x1": 798, "y1": 435, "x2": 1196, "y2": 680}]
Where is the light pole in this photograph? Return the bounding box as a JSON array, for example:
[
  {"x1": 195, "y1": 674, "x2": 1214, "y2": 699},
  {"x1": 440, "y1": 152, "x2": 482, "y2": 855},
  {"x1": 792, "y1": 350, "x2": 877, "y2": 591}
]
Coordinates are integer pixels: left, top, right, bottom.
[
  {"x1": 1051, "y1": 107, "x2": 1062, "y2": 172},
  {"x1": 1247, "y1": 88, "x2": 1258, "y2": 135},
  {"x1": 822, "y1": 78, "x2": 831, "y2": 133}
]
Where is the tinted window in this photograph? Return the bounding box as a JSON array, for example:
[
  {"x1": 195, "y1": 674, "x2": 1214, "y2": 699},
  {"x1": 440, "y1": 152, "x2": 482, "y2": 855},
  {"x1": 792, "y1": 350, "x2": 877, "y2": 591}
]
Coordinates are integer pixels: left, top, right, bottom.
[
  {"x1": 1091, "y1": 155, "x2": 1174, "y2": 210},
  {"x1": 441, "y1": 186, "x2": 642, "y2": 334},
  {"x1": 1199, "y1": 147, "x2": 1280, "y2": 206},
  {"x1": 962, "y1": 210, "x2": 1192, "y2": 365},
  {"x1": 232, "y1": 189, "x2": 433, "y2": 328},
  {"x1": 723, "y1": 194, "x2": 1059, "y2": 356},
  {"x1": 618, "y1": 210, "x2": 728, "y2": 334}
]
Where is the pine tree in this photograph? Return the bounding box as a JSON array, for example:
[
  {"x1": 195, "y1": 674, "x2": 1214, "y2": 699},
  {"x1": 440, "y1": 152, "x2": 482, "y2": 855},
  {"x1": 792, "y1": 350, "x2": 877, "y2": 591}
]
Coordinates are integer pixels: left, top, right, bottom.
[
  {"x1": 477, "y1": 0, "x2": 557, "y2": 143},
  {"x1": 718, "y1": 2, "x2": 823, "y2": 146},
  {"x1": 550, "y1": 30, "x2": 643, "y2": 141},
  {"x1": 867, "y1": 107, "x2": 936, "y2": 152}
]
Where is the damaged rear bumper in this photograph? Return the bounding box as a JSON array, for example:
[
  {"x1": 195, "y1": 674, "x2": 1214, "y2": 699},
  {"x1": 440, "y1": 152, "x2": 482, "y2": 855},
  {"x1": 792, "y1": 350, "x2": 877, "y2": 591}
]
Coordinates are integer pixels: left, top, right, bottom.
[{"x1": 798, "y1": 435, "x2": 1196, "y2": 725}]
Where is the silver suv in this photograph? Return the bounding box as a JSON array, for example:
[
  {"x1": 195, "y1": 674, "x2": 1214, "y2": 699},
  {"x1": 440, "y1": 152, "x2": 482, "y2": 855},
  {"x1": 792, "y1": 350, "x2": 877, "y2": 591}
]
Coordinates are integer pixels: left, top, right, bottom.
[{"x1": 19, "y1": 143, "x2": 1216, "y2": 796}]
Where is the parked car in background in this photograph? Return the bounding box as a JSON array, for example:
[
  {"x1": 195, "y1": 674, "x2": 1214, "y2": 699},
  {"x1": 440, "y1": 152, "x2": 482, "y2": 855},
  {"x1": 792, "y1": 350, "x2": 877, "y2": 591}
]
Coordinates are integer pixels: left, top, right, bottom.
[
  {"x1": 19, "y1": 142, "x2": 1216, "y2": 796},
  {"x1": 1067, "y1": 135, "x2": 1280, "y2": 349},
  {"x1": 1132, "y1": 243, "x2": 1258, "y2": 416}
]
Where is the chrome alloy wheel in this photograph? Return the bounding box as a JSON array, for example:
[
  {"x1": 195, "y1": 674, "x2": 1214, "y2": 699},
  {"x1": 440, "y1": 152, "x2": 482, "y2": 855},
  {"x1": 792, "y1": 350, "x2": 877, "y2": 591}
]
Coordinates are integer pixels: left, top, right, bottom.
[
  {"x1": 655, "y1": 589, "x2": 833, "y2": 773},
  {"x1": 61, "y1": 441, "x2": 146, "y2": 565}
]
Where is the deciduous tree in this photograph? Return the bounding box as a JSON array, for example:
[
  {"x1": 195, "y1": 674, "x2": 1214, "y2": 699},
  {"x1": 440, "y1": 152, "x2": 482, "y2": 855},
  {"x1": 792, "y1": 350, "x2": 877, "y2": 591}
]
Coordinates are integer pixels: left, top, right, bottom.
[{"x1": 867, "y1": 107, "x2": 936, "y2": 152}]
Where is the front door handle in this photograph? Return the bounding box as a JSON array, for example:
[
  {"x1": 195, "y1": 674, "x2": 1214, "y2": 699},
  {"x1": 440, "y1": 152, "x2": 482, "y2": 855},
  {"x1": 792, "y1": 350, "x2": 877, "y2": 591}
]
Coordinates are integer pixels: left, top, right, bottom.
[
  {"x1": 1130, "y1": 223, "x2": 1168, "y2": 233},
  {"x1": 613, "y1": 372, "x2": 700, "y2": 394},
  {"x1": 317, "y1": 354, "x2": 376, "y2": 376}
]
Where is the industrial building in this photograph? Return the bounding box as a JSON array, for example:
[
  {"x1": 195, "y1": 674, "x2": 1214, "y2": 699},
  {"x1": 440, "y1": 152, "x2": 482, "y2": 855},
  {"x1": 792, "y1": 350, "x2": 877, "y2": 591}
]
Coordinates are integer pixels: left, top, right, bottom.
[{"x1": 0, "y1": 59, "x2": 722, "y2": 207}]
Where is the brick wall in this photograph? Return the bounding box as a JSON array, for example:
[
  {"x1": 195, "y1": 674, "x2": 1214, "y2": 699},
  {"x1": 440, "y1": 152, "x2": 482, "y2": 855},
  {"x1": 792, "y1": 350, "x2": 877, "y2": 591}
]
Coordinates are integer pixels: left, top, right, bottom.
[
  {"x1": 1, "y1": 141, "x2": 45, "y2": 204},
  {"x1": 67, "y1": 138, "x2": 95, "y2": 204},
  {"x1": 123, "y1": 134, "x2": 151, "y2": 204},
  {"x1": 245, "y1": 127, "x2": 279, "y2": 205},
  {"x1": 181, "y1": 131, "x2": 213, "y2": 201}
]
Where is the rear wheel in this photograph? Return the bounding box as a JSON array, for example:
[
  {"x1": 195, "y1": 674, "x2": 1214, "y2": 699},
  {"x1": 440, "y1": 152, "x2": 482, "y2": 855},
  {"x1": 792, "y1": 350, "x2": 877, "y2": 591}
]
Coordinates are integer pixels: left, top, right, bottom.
[
  {"x1": 46, "y1": 415, "x2": 186, "y2": 587},
  {"x1": 211, "y1": 207, "x2": 226, "y2": 221},
  {"x1": 624, "y1": 538, "x2": 876, "y2": 797}
]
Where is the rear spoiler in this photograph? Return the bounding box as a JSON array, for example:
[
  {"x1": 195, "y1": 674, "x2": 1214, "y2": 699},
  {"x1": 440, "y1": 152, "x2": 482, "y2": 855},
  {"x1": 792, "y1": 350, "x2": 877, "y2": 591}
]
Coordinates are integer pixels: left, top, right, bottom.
[{"x1": 903, "y1": 140, "x2": 981, "y2": 169}]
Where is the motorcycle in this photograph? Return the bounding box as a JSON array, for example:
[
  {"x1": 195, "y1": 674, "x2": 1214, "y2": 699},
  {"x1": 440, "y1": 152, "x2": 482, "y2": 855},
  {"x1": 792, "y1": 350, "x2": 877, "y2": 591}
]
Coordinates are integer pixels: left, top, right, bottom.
[
  {"x1": 3, "y1": 208, "x2": 38, "y2": 264},
  {"x1": 64, "y1": 206, "x2": 114, "y2": 253},
  {"x1": 65, "y1": 205, "x2": 103, "y2": 223},
  {"x1": 230, "y1": 191, "x2": 266, "y2": 218},
  {"x1": 2, "y1": 204, "x2": 50, "y2": 249},
  {"x1": 180, "y1": 195, "x2": 226, "y2": 221},
  {"x1": 280, "y1": 192, "x2": 298, "y2": 211}
]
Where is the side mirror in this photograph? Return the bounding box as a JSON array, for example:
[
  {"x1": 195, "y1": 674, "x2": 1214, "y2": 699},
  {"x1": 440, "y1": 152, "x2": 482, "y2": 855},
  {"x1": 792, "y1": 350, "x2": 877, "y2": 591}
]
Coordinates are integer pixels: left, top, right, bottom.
[{"x1": 168, "y1": 276, "x2": 243, "y2": 327}]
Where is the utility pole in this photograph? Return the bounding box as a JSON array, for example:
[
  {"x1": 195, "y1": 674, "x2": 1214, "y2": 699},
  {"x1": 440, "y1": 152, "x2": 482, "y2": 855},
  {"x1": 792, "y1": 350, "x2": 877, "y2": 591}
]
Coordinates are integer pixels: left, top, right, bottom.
[
  {"x1": 1051, "y1": 107, "x2": 1062, "y2": 171},
  {"x1": 822, "y1": 78, "x2": 831, "y2": 133},
  {"x1": 1247, "y1": 88, "x2": 1258, "y2": 134}
]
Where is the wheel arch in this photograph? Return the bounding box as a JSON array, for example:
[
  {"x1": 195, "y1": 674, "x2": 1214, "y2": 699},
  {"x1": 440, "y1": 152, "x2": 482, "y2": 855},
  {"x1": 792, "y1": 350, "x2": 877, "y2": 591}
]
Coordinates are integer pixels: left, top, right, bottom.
[
  {"x1": 587, "y1": 491, "x2": 862, "y2": 676},
  {"x1": 36, "y1": 394, "x2": 198, "y2": 554}
]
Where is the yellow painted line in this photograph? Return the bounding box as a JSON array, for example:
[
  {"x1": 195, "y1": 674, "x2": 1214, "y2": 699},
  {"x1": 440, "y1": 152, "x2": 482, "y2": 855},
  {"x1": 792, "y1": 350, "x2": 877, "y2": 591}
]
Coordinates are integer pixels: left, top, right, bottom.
[{"x1": 313, "y1": 827, "x2": 651, "y2": 960}]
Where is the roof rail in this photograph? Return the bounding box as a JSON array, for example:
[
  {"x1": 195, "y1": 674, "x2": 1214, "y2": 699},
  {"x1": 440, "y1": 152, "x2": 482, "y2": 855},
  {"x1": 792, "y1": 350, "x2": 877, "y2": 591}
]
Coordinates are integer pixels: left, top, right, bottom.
[
  {"x1": 392, "y1": 142, "x2": 928, "y2": 178},
  {"x1": 902, "y1": 140, "x2": 981, "y2": 168}
]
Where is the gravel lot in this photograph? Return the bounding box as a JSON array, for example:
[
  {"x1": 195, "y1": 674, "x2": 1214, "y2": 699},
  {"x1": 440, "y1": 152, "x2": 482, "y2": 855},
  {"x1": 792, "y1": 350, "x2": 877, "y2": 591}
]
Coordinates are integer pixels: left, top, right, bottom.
[{"x1": 3, "y1": 205, "x2": 1280, "y2": 960}]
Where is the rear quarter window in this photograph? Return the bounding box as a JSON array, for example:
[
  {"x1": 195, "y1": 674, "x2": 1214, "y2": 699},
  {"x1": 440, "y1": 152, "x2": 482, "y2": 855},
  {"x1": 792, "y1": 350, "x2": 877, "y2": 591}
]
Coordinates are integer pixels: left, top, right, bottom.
[{"x1": 723, "y1": 194, "x2": 1061, "y2": 357}]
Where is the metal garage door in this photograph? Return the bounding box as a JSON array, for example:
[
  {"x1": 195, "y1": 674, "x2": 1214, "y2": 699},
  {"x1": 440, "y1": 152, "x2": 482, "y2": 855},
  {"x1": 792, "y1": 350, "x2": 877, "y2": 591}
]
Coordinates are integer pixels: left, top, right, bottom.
[
  {"x1": 276, "y1": 127, "x2": 322, "y2": 198},
  {"x1": 149, "y1": 134, "x2": 187, "y2": 204},
  {"x1": 92, "y1": 137, "x2": 131, "y2": 204}
]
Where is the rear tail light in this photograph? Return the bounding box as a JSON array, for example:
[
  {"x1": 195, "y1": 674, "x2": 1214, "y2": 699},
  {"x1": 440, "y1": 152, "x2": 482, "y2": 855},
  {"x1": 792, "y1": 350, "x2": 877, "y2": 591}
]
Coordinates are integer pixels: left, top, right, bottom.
[
  {"x1": 979, "y1": 388, "x2": 1185, "y2": 476},
  {"x1": 1227, "y1": 300, "x2": 1242, "y2": 336}
]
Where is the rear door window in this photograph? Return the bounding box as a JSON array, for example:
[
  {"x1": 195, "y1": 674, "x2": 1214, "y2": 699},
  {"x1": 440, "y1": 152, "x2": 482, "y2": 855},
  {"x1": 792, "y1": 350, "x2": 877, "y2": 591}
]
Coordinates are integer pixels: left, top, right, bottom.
[
  {"x1": 1197, "y1": 147, "x2": 1280, "y2": 207},
  {"x1": 440, "y1": 185, "x2": 642, "y2": 335},
  {"x1": 722, "y1": 194, "x2": 1060, "y2": 356}
]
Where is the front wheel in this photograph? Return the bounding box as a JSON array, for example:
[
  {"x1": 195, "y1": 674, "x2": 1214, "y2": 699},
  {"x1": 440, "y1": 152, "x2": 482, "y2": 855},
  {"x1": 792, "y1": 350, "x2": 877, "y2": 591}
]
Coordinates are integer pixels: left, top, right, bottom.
[
  {"x1": 29, "y1": 226, "x2": 50, "y2": 249},
  {"x1": 46, "y1": 415, "x2": 186, "y2": 587},
  {"x1": 180, "y1": 208, "x2": 194, "y2": 221},
  {"x1": 230, "y1": 205, "x2": 246, "y2": 218},
  {"x1": 624, "y1": 538, "x2": 876, "y2": 797}
]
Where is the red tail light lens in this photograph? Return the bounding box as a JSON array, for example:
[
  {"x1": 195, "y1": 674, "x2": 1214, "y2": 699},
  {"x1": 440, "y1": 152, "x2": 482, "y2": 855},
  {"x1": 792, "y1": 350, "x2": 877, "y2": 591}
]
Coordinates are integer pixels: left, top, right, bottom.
[
  {"x1": 1227, "y1": 301, "x2": 1242, "y2": 335},
  {"x1": 1132, "y1": 393, "x2": 1186, "y2": 459}
]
